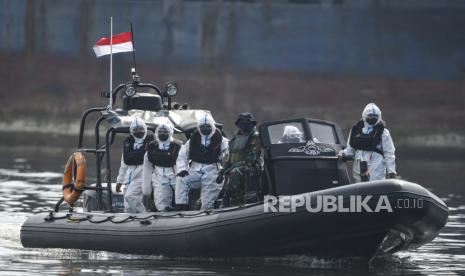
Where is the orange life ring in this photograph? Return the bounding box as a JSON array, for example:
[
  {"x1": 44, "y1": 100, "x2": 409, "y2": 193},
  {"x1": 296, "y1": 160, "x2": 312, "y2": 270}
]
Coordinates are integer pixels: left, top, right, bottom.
[{"x1": 62, "y1": 152, "x2": 86, "y2": 204}]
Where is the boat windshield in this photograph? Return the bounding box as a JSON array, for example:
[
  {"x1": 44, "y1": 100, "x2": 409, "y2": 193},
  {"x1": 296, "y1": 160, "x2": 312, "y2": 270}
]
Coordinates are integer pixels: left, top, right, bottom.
[
  {"x1": 268, "y1": 122, "x2": 306, "y2": 144},
  {"x1": 308, "y1": 121, "x2": 338, "y2": 144},
  {"x1": 266, "y1": 120, "x2": 339, "y2": 145}
]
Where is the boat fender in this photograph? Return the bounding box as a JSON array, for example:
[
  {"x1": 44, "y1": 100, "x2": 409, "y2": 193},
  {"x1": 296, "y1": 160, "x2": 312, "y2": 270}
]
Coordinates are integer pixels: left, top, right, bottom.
[{"x1": 62, "y1": 152, "x2": 86, "y2": 204}]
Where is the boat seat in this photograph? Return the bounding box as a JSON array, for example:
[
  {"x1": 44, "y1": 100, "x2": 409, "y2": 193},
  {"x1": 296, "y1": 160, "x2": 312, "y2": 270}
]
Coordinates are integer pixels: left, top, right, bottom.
[{"x1": 123, "y1": 93, "x2": 163, "y2": 112}]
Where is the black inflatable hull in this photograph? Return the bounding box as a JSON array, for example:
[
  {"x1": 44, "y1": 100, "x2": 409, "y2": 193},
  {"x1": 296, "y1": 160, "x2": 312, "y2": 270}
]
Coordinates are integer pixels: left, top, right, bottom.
[{"x1": 21, "y1": 180, "x2": 448, "y2": 258}]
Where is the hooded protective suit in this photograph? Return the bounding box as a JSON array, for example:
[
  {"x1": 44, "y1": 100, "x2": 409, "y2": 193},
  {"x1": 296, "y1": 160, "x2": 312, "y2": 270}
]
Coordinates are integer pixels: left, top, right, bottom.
[
  {"x1": 142, "y1": 120, "x2": 179, "y2": 211},
  {"x1": 116, "y1": 117, "x2": 149, "y2": 213},
  {"x1": 278, "y1": 125, "x2": 304, "y2": 143},
  {"x1": 175, "y1": 113, "x2": 229, "y2": 210},
  {"x1": 340, "y1": 103, "x2": 396, "y2": 182}
]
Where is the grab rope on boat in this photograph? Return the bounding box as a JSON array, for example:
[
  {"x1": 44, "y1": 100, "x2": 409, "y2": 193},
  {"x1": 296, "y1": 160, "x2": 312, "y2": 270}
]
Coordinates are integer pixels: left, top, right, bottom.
[
  {"x1": 43, "y1": 210, "x2": 209, "y2": 224},
  {"x1": 43, "y1": 202, "x2": 262, "y2": 224}
]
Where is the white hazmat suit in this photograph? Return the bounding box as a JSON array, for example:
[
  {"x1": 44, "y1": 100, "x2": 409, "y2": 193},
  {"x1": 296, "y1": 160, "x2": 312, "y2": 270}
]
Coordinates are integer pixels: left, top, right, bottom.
[
  {"x1": 116, "y1": 118, "x2": 148, "y2": 213},
  {"x1": 340, "y1": 103, "x2": 396, "y2": 182},
  {"x1": 175, "y1": 114, "x2": 229, "y2": 210},
  {"x1": 142, "y1": 120, "x2": 178, "y2": 211}
]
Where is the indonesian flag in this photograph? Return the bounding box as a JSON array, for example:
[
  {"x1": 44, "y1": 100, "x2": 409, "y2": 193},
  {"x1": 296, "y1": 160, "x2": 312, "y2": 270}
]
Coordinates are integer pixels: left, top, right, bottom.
[{"x1": 93, "y1": 31, "x2": 133, "y2": 58}]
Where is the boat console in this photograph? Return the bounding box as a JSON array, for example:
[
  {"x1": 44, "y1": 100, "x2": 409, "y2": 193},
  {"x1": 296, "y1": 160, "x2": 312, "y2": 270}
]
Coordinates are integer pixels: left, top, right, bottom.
[{"x1": 259, "y1": 118, "x2": 351, "y2": 195}]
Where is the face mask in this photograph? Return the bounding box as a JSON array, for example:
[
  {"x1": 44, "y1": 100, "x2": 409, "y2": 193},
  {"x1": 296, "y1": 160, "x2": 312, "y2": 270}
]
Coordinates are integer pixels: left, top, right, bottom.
[
  {"x1": 133, "y1": 131, "x2": 145, "y2": 139},
  {"x1": 199, "y1": 125, "x2": 212, "y2": 136},
  {"x1": 365, "y1": 115, "x2": 378, "y2": 126},
  {"x1": 238, "y1": 122, "x2": 254, "y2": 133},
  {"x1": 158, "y1": 133, "x2": 169, "y2": 141}
]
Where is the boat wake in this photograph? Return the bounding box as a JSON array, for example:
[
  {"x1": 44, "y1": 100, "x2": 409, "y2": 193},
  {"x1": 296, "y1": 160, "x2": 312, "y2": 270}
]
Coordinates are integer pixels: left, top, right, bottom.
[{"x1": 0, "y1": 168, "x2": 62, "y2": 181}]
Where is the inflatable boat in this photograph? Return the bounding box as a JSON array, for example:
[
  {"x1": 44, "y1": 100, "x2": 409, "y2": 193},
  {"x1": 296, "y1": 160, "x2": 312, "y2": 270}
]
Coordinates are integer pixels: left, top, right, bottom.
[{"x1": 20, "y1": 72, "x2": 448, "y2": 258}]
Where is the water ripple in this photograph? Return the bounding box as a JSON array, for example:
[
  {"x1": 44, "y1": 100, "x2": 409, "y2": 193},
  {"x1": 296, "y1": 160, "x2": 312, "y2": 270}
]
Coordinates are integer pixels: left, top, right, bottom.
[{"x1": 0, "y1": 168, "x2": 463, "y2": 276}]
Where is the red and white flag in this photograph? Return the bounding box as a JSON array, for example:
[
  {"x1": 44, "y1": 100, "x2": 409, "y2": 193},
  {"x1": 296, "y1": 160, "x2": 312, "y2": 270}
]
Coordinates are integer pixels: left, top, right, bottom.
[{"x1": 93, "y1": 31, "x2": 133, "y2": 58}]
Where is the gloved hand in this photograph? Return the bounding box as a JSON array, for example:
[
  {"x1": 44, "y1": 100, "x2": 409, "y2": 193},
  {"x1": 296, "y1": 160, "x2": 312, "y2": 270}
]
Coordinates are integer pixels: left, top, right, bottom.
[
  {"x1": 337, "y1": 152, "x2": 346, "y2": 161},
  {"x1": 116, "y1": 183, "x2": 122, "y2": 193},
  {"x1": 216, "y1": 169, "x2": 225, "y2": 184},
  {"x1": 177, "y1": 170, "x2": 189, "y2": 177},
  {"x1": 360, "y1": 171, "x2": 370, "y2": 182},
  {"x1": 388, "y1": 172, "x2": 397, "y2": 179}
]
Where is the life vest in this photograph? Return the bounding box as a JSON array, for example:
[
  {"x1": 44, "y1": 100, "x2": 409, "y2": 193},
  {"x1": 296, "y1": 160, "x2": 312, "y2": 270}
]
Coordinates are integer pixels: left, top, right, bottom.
[
  {"x1": 146, "y1": 140, "x2": 182, "y2": 168},
  {"x1": 189, "y1": 129, "x2": 223, "y2": 164},
  {"x1": 122, "y1": 132, "x2": 154, "y2": 166},
  {"x1": 349, "y1": 120, "x2": 384, "y2": 155}
]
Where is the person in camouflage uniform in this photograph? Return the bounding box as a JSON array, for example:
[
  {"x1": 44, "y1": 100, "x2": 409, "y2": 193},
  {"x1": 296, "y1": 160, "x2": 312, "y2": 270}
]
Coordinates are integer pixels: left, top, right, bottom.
[{"x1": 217, "y1": 112, "x2": 263, "y2": 207}]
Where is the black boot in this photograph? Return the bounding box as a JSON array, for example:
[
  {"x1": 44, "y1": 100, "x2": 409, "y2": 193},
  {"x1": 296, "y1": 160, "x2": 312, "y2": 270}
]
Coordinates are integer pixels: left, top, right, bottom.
[
  {"x1": 163, "y1": 206, "x2": 177, "y2": 212},
  {"x1": 175, "y1": 204, "x2": 189, "y2": 211}
]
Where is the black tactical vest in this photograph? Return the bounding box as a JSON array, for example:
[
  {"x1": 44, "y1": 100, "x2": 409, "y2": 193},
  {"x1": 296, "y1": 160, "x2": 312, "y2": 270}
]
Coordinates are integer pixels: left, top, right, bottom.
[
  {"x1": 122, "y1": 132, "x2": 154, "y2": 166},
  {"x1": 229, "y1": 131, "x2": 257, "y2": 153},
  {"x1": 146, "y1": 140, "x2": 182, "y2": 168},
  {"x1": 189, "y1": 129, "x2": 223, "y2": 164},
  {"x1": 349, "y1": 120, "x2": 384, "y2": 155}
]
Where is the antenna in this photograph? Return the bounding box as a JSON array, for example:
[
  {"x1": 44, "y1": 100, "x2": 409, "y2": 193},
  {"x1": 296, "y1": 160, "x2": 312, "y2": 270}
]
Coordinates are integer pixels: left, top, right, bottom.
[
  {"x1": 130, "y1": 22, "x2": 139, "y2": 85},
  {"x1": 130, "y1": 23, "x2": 137, "y2": 73},
  {"x1": 109, "y1": 16, "x2": 113, "y2": 110}
]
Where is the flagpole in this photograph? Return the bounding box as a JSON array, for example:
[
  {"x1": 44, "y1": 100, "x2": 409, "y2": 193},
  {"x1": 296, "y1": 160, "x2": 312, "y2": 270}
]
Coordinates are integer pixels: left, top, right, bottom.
[
  {"x1": 130, "y1": 22, "x2": 137, "y2": 73},
  {"x1": 109, "y1": 16, "x2": 113, "y2": 110}
]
